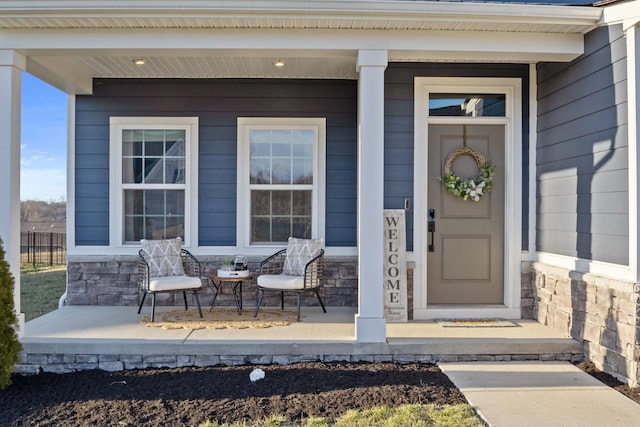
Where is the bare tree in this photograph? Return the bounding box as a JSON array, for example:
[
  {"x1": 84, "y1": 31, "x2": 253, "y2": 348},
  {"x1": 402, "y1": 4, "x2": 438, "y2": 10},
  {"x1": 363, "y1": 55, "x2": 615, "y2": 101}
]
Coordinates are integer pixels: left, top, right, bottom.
[{"x1": 21, "y1": 199, "x2": 66, "y2": 222}]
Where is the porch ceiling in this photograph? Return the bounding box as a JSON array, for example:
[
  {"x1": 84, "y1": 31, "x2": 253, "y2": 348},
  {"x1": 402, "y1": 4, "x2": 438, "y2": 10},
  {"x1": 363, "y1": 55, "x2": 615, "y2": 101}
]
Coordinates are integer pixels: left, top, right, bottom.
[{"x1": 0, "y1": 0, "x2": 602, "y2": 93}]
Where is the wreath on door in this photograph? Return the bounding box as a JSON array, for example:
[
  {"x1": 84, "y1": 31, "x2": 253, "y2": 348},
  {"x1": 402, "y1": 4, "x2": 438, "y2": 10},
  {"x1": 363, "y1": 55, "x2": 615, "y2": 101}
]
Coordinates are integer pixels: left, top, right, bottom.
[{"x1": 439, "y1": 147, "x2": 495, "y2": 202}]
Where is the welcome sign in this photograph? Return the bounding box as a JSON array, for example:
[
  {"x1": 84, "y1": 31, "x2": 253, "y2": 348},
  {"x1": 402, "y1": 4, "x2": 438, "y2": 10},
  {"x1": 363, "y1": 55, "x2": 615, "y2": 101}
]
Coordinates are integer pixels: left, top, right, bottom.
[{"x1": 383, "y1": 209, "x2": 408, "y2": 322}]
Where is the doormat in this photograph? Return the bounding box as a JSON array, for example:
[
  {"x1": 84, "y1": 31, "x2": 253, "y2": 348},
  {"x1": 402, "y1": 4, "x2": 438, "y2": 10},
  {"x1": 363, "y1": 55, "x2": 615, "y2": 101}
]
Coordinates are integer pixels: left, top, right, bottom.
[
  {"x1": 141, "y1": 307, "x2": 299, "y2": 330},
  {"x1": 435, "y1": 319, "x2": 517, "y2": 327}
]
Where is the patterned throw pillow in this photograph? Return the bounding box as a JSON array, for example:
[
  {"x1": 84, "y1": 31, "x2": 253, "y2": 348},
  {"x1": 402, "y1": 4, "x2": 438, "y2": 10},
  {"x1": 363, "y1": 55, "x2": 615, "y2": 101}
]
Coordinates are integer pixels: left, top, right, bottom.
[
  {"x1": 141, "y1": 238, "x2": 185, "y2": 277},
  {"x1": 282, "y1": 237, "x2": 324, "y2": 276}
]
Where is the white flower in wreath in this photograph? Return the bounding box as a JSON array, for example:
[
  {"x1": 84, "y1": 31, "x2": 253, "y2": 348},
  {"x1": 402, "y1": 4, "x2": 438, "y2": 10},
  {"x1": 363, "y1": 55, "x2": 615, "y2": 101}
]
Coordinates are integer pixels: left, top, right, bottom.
[{"x1": 466, "y1": 180, "x2": 485, "y2": 202}]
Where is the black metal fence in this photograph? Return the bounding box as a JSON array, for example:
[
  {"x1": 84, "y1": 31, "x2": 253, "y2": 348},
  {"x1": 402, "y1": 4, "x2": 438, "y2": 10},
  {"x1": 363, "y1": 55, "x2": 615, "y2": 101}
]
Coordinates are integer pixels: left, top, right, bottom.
[{"x1": 20, "y1": 231, "x2": 66, "y2": 267}]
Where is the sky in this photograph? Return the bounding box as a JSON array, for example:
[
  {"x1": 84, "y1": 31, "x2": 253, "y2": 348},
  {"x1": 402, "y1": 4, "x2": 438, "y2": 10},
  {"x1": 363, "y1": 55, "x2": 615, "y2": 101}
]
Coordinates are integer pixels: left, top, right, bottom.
[{"x1": 20, "y1": 72, "x2": 67, "y2": 201}]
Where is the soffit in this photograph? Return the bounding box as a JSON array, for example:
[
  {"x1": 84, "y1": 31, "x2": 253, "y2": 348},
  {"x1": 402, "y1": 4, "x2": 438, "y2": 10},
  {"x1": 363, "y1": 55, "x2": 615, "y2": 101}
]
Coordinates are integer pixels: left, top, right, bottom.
[{"x1": 0, "y1": 1, "x2": 603, "y2": 92}]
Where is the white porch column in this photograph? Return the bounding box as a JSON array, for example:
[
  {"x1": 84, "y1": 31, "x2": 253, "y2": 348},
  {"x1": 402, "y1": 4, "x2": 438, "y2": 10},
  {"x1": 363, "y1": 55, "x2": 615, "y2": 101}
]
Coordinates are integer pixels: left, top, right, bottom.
[
  {"x1": 355, "y1": 50, "x2": 387, "y2": 342},
  {"x1": 0, "y1": 50, "x2": 25, "y2": 336}
]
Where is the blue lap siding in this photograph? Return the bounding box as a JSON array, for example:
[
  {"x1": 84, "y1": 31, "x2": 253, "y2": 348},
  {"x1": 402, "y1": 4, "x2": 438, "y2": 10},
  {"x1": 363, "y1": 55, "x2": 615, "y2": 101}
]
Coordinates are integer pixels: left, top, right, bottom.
[
  {"x1": 76, "y1": 66, "x2": 531, "y2": 250},
  {"x1": 75, "y1": 78, "x2": 357, "y2": 247},
  {"x1": 536, "y1": 24, "x2": 628, "y2": 265}
]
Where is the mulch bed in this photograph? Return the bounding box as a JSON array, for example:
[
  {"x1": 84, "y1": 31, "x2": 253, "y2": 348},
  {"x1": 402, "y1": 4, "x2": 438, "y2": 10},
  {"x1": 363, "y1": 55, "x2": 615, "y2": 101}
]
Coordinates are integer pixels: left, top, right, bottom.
[
  {"x1": 574, "y1": 361, "x2": 640, "y2": 404},
  {"x1": 2, "y1": 360, "x2": 638, "y2": 427},
  {"x1": 0, "y1": 362, "x2": 467, "y2": 427}
]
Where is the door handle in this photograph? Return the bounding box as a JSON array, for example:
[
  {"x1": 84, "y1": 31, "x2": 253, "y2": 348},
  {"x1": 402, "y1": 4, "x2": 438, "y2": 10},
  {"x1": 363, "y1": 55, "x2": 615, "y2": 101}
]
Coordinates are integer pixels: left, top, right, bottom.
[
  {"x1": 428, "y1": 220, "x2": 435, "y2": 252},
  {"x1": 428, "y1": 209, "x2": 436, "y2": 252}
]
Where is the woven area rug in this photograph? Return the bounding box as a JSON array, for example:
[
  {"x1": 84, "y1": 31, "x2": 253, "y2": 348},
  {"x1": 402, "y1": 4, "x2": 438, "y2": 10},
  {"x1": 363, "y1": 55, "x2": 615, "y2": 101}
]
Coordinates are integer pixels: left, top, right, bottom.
[
  {"x1": 435, "y1": 319, "x2": 517, "y2": 327},
  {"x1": 142, "y1": 308, "x2": 298, "y2": 330}
]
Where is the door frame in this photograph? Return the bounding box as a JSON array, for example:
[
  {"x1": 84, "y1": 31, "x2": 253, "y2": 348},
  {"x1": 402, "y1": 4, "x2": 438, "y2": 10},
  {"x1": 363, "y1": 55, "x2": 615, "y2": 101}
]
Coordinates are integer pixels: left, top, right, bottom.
[{"x1": 413, "y1": 77, "x2": 522, "y2": 319}]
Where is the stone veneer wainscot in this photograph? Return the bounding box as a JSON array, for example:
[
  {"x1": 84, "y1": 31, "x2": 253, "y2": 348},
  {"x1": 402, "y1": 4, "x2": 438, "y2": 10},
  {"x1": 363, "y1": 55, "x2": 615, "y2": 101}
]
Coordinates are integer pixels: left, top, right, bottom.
[
  {"x1": 66, "y1": 256, "x2": 359, "y2": 309},
  {"x1": 532, "y1": 262, "x2": 640, "y2": 387}
]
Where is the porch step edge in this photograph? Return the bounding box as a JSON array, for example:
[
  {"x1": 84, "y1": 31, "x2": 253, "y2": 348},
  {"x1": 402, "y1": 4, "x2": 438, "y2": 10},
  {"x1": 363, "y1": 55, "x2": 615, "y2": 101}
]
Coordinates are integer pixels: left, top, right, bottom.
[{"x1": 16, "y1": 337, "x2": 584, "y2": 375}]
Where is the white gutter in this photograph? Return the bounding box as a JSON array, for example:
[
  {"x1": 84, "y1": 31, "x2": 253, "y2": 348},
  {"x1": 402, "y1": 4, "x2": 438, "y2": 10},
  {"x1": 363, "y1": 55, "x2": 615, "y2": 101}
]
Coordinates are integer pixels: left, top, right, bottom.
[{"x1": 0, "y1": 1, "x2": 603, "y2": 32}]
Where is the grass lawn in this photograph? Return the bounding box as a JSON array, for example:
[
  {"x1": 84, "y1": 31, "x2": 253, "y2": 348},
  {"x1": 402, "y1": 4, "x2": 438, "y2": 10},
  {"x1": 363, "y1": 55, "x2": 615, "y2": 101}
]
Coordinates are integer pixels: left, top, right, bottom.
[
  {"x1": 199, "y1": 404, "x2": 483, "y2": 427},
  {"x1": 20, "y1": 264, "x2": 67, "y2": 321}
]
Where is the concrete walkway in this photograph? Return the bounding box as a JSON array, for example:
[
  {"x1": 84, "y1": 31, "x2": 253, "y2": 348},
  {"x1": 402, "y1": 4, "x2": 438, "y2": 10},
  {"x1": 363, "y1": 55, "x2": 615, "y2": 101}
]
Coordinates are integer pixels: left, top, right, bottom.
[{"x1": 439, "y1": 361, "x2": 640, "y2": 427}]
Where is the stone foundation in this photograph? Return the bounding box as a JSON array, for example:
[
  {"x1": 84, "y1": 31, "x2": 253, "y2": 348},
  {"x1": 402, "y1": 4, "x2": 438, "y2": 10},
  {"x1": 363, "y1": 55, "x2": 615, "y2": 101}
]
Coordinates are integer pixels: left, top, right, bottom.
[
  {"x1": 14, "y1": 351, "x2": 581, "y2": 376},
  {"x1": 532, "y1": 262, "x2": 640, "y2": 386},
  {"x1": 66, "y1": 256, "x2": 361, "y2": 309},
  {"x1": 521, "y1": 262, "x2": 536, "y2": 319}
]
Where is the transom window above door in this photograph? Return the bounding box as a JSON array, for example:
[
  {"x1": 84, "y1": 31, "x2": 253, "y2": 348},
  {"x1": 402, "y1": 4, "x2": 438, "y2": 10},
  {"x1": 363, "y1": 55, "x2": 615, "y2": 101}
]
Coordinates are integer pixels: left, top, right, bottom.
[
  {"x1": 429, "y1": 93, "x2": 506, "y2": 117},
  {"x1": 237, "y1": 118, "x2": 326, "y2": 248}
]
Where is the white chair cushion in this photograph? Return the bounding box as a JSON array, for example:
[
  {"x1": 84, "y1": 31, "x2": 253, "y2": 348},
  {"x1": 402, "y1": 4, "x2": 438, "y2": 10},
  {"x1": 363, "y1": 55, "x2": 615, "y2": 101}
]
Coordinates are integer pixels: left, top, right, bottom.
[
  {"x1": 257, "y1": 274, "x2": 305, "y2": 290},
  {"x1": 141, "y1": 237, "x2": 185, "y2": 277},
  {"x1": 282, "y1": 237, "x2": 323, "y2": 276},
  {"x1": 149, "y1": 275, "x2": 202, "y2": 292}
]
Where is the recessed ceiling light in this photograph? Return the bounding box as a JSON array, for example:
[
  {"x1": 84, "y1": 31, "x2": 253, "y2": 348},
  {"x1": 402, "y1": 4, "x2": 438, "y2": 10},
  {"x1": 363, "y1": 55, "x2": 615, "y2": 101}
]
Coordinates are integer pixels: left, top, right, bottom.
[
  {"x1": 133, "y1": 58, "x2": 145, "y2": 65},
  {"x1": 274, "y1": 59, "x2": 285, "y2": 67}
]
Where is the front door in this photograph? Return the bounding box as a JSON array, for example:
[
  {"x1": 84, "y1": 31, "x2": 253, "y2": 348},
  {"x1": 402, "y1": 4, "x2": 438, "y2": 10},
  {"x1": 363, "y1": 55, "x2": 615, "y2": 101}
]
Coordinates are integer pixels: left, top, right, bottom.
[{"x1": 427, "y1": 124, "x2": 505, "y2": 304}]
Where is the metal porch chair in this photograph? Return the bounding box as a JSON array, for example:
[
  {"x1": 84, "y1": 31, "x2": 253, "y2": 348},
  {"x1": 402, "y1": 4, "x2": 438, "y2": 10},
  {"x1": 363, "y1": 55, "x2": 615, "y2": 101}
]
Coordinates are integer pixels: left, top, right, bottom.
[
  {"x1": 137, "y1": 238, "x2": 203, "y2": 322},
  {"x1": 254, "y1": 237, "x2": 326, "y2": 321}
]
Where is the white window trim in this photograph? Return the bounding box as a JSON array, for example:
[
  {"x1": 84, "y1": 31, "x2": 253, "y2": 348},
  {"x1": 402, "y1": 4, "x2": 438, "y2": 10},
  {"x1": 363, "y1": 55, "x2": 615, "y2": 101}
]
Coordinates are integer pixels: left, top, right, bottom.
[
  {"x1": 109, "y1": 116, "x2": 199, "y2": 248},
  {"x1": 237, "y1": 117, "x2": 326, "y2": 252}
]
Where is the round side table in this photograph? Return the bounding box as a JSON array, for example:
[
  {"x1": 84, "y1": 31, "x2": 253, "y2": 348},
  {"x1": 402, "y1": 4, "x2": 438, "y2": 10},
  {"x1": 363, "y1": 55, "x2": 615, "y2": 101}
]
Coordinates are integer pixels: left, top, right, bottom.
[{"x1": 208, "y1": 274, "x2": 252, "y2": 315}]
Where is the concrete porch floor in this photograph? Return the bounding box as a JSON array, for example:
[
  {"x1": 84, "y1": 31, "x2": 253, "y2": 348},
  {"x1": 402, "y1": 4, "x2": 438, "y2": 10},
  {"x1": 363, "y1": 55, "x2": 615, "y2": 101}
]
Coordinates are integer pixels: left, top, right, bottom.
[{"x1": 18, "y1": 306, "x2": 584, "y2": 373}]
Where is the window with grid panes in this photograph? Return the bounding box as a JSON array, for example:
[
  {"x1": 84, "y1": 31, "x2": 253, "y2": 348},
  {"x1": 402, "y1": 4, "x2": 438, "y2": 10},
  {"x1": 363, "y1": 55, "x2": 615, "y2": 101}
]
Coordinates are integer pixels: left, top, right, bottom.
[
  {"x1": 110, "y1": 117, "x2": 197, "y2": 245},
  {"x1": 238, "y1": 118, "x2": 325, "y2": 246}
]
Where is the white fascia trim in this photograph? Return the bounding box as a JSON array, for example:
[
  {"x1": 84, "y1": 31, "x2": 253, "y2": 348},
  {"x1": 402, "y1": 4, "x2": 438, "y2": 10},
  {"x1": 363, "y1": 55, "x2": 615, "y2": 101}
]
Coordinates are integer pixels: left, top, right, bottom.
[
  {"x1": 2, "y1": 28, "x2": 584, "y2": 52},
  {"x1": 0, "y1": 1, "x2": 602, "y2": 27},
  {"x1": 602, "y1": 1, "x2": 640, "y2": 32},
  {"x1": 536, "y1": 252, "x2": 636, "y2": 282}
]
